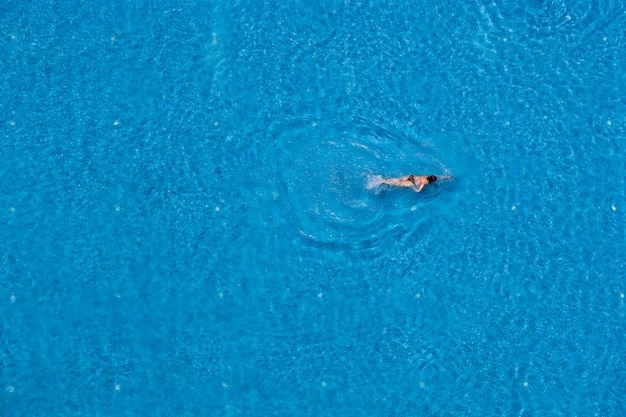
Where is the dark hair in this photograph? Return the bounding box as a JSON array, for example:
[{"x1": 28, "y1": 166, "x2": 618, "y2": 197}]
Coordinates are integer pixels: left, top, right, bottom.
[{"x1": 427, "y1": 175, "x2": 438, "y2": 183}]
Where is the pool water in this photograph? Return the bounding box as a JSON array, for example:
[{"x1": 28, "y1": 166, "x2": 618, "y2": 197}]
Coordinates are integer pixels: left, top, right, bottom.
[{"x1": 1, "y1": 1, "x2": 625, "y2": 416}]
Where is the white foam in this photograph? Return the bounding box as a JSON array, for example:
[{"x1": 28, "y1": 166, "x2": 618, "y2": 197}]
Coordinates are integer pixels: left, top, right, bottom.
[{"x1": 366, "y1": 175, "x2": 383, "y2": 190}]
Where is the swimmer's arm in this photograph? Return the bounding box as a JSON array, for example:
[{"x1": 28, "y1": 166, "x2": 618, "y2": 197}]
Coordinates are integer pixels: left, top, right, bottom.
[{"x1": 414, "y1": 184, "x2": 425, "y2": 193}]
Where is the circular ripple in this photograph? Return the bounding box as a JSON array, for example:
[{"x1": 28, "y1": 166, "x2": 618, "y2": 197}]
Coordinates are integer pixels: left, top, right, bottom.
[{"x1": 274, "y1": 117, "x2": 452, "y2": 253}]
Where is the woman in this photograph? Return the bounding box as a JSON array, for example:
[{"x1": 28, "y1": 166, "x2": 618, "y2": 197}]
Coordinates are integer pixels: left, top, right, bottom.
[{"x1": 377, "y1": 174, "x2": 450, "y2": 192}]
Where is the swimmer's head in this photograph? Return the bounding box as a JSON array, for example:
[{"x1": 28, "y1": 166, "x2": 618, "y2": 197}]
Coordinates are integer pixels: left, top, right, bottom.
[{"x1": 427, "y1": 175, "x2": 438, "y2": 183}]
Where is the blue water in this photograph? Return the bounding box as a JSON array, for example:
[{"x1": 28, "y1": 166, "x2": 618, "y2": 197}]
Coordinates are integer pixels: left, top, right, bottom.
[{"x1": 1, "y1": 1, "x2": 625, "y2": 415}]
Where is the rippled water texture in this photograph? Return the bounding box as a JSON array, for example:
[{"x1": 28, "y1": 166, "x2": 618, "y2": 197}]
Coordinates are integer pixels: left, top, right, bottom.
[
  {"x1": 271, "y1": 118, "x2": 453, "y2": 253},
  {"x1": 1, "y1": 1, "x2": 625, "y2": 416}
]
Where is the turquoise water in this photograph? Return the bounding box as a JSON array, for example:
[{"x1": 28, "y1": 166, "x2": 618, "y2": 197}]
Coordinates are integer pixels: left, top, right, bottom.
[{"x1": 1, "y1": 1, "x2": 625, "y2": 416}]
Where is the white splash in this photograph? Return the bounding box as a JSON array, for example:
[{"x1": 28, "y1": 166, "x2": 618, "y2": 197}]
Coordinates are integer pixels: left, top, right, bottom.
[{"x1": 366, "y1": 175, "x2": 383, "y2": 190}]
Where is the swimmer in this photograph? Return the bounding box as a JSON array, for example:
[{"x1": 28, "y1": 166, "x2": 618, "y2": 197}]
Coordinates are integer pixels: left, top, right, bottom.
[{"x1": 376, "y1": 175, "x2": 450, "y2": 192}]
